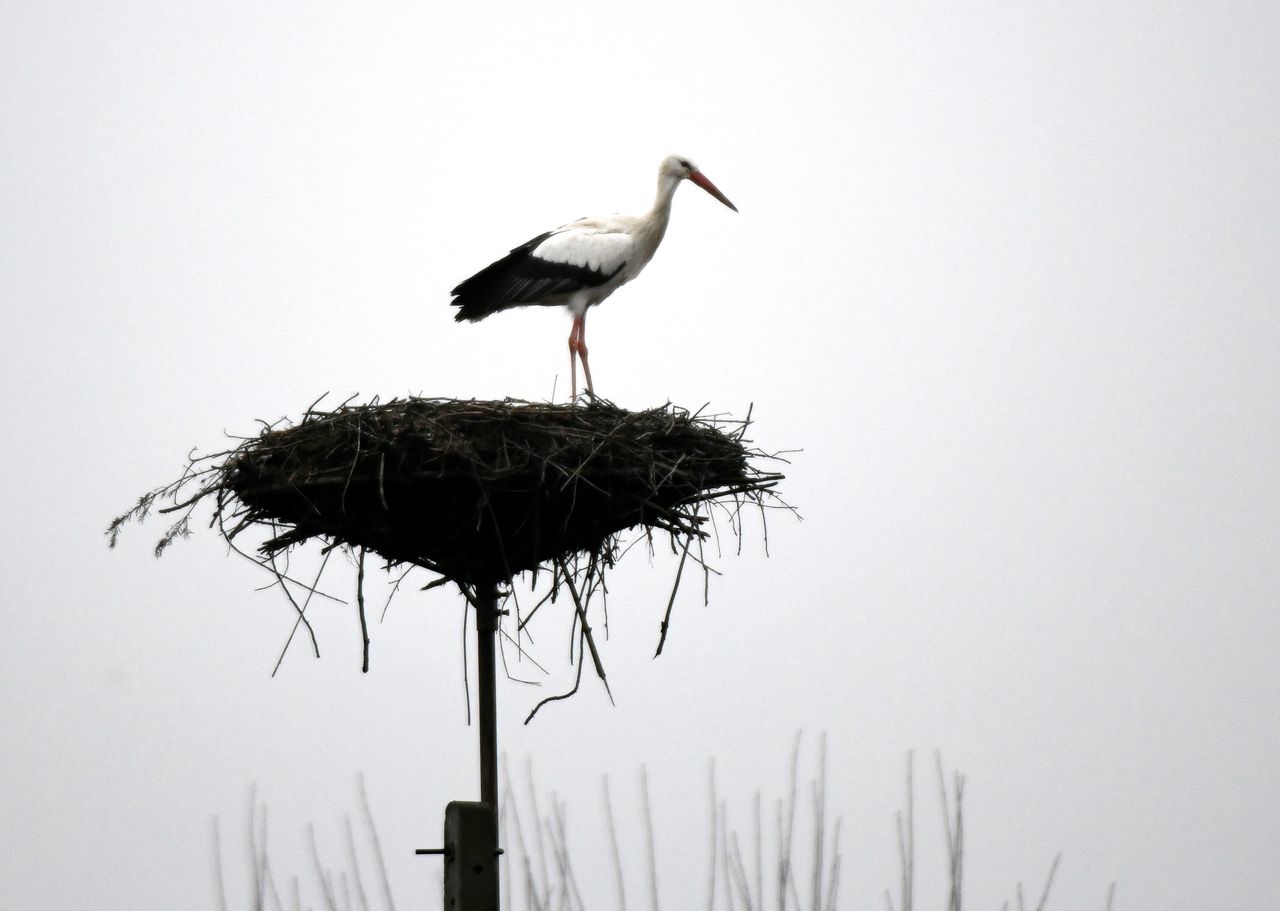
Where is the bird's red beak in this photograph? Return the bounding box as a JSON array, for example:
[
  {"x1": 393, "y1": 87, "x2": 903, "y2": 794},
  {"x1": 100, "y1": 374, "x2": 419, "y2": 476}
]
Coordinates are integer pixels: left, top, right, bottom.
[{"x1": 689, "y1": 170, "x2": 738, "y2": 212}]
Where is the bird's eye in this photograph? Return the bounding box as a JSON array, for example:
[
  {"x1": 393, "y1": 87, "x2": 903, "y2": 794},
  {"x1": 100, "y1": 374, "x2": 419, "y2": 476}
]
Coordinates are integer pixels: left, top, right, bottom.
[{"x1": 678, "y1": 159, "x2": 692, "y2": 170}]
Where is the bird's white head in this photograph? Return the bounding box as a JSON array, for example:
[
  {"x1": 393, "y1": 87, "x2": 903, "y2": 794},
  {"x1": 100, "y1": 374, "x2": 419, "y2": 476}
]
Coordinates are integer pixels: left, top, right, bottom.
[{"x1": 661, "y1": 155, "x2": 738, "y2": 212}]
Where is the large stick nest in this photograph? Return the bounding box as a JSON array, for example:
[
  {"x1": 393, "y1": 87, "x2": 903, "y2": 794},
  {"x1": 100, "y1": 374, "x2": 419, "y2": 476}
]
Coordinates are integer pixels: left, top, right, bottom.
[
  {"x1": 111, "y1": 396, "x2": 786, "y2": 588},
  {"x1": 110, "y1": 396, "x2": 789, "y2": 697}
]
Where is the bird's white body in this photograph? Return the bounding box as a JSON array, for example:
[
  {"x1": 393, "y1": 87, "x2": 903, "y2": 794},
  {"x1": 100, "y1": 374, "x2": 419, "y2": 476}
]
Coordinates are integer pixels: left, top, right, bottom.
[
  {"x1": 522, "y1": 216, "x2": 656, "y2": 315},
  {"x1": 451, "y1": 156, "x2": 737, "y2": 398}
]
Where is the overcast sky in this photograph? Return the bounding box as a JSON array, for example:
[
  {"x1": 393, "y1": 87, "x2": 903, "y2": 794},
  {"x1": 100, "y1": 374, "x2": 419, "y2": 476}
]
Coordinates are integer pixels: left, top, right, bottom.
[{"x1": 3, "y1": 1, "x2": 1279, "y2": 909}]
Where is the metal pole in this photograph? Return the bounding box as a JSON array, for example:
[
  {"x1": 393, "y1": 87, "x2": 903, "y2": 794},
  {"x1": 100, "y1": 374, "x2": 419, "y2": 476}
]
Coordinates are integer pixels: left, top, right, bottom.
[
  {"x1": 474, "y1": 580, "x2": 500, "y2": 821},
  {"x1": 474, "y1": 580, "x2": 501, "y2": 908},
  {"x1": 421, "y1": 583, "x2": 502, "y2": 911}
]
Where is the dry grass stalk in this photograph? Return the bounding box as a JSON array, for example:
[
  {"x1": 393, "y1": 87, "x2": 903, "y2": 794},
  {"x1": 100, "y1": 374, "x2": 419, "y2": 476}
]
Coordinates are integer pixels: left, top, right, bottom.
[
  {"x1": 215, "y1": 776, "x2": 395, "y2": 911},
  {"x1": 506, "y1": 746, "x2": 1087, "y2": 911}
]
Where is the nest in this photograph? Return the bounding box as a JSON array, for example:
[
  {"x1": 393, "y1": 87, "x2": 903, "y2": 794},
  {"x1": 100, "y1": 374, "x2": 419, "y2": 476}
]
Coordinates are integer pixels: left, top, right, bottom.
[
  {"x1": 110, "y1": 397, "x2": 787, "y2": 681},
  {"x1": 112, "y1": 396, "x2": 782, "y2": 577},
  {"x1": 240, "y1": 397, "x2": 781, "y2": 584},
  {"x1": 109, "y1": 394, "x2": 790, "y2": 711}
]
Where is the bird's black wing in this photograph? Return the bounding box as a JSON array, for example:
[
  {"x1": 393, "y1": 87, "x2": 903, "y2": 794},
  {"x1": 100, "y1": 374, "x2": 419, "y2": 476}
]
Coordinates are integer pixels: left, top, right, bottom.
[{"x1": 451, "y1": 230, "x2": 627, "y2": 322}]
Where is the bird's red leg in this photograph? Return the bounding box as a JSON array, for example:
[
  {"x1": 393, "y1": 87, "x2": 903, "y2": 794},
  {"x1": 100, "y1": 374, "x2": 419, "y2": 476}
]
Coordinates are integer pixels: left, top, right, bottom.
[
  {"x1": 568, "y1": 315, "x2": 582, "y2": 402},
  {"x1": 576, "y1": 311, "x2": 594, "y2": 396}
]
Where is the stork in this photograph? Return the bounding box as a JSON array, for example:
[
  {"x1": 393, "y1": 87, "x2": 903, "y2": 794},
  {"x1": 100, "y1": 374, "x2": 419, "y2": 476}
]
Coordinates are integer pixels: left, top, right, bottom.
[{"x1": 450, "y1": 155, "x2": 738, "y2": 400}]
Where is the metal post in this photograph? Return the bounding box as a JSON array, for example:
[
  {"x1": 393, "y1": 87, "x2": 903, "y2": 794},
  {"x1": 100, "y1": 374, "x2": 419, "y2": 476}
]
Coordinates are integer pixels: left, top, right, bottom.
[
  {"x1": 473, "y1": 580, "x2": 500, "y2": 909},
  {"x1": 442, "y1": 801, "x2": 499, "y2": 911},
  {"x1": 423, "y1": 582, "x2": 502, "y2": 910},
  {"x1": 473, "y1": 579, "x2": 500, "y2": 831}
]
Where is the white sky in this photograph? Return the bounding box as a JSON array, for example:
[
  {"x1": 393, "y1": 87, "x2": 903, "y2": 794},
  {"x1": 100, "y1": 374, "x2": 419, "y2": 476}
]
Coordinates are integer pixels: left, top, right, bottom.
[{"x1": 3, "y1": 1, "x2": 1279, "y2": 909}]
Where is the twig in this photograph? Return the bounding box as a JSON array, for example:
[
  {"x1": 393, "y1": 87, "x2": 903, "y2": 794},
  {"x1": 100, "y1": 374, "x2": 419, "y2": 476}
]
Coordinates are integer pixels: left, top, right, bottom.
[
  {"x1": 754, "y1": 790, "x2": 764, "y2": 911},
  {"x1": 603, "y1": 775, "x2": 628, "y2": 911},
  {"x1": 523, "y1": 632, "x2": 587, "y2": 724},
  {"x1": 247, "y1": 788, "x2": 264, "y2": 911},
  {"x1": 896, "y1": 752, "x2": 915, "y2": 911},
  {"x1": 728, "y1": 834, "x2": 754, "y2": 911},
  {"x1": 213, "y1": 816, "x2": 228, "y2": 911},
  {"x1": 501, "y1": 763, "x2": 539, "y2": 911},
  {"x1": 356, "y1": 775, "x2": 395, "y2": 911},
  {"x1": 526, "y1": 759, "x2": 553, "y2": 910},
  {"x1": 551, "y1": 799, "x2": 588, "y2": 911},
  {"x1": 822, "y1": 818, "x2": 841, "y2": 911},
  {"x1": 499, "y1": 627, "x2": 549, "y2": 681},
  {"x1": 779, "y1": 732, "x2": 801, "y2": 911},
  {"x1": 1033, "y1": 853, "x2": 1062, "y2": 911},
  {"x1": 555, "y1": 559, "x2": 613, "y2": 705},
  {"x1": 654, "y1": 528, "x2": 694, "y2": 658},
  {"x1": 460, "y1": 598, "x2": 471, "y2": 726},
  {"x1": 810, "y1": 732, "x2": 827, "y2": 911},
  {"x1": 356, "y1": 548, "x2": 369, "y2": 673},
  {"x1": 308, "y1": 822, "x2": 339, "y2": 911},
  {"x1": 269, "y1": 545, "x2": 331, "y2": 676},
  {"x1": 340, "y1": 818, "x2": 371, "y2": 911},
  {"x1": 641, "y1": 765, "x2": 660, "y2": 911},
  {"x1": 707, "y1": 761, "x2": 718, "y2": 911}
]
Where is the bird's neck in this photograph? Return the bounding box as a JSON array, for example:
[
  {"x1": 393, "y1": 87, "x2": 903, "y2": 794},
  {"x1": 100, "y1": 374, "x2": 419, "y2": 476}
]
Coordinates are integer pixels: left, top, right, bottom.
[{"x1": 645, "y1": 172, "x2": 682, "y2": 237}]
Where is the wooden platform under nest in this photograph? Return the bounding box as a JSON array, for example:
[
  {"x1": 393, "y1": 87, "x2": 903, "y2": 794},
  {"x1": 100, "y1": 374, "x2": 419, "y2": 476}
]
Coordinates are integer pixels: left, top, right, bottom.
[{"x1": 110, "y1": 397, "x2": 786, "y2": 588}]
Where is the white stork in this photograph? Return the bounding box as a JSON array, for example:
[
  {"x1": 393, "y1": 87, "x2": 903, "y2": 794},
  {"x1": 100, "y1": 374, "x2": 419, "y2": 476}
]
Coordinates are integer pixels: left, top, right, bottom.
[{"x1": 451, "y1": 155, "x2": 737, "y2": 400}]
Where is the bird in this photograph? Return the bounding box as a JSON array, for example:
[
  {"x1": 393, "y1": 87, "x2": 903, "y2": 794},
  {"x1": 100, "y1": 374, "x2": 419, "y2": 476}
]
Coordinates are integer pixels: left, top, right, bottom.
[{"x1": 450, "y1": 155, "x2": 738, "y2": 400}]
